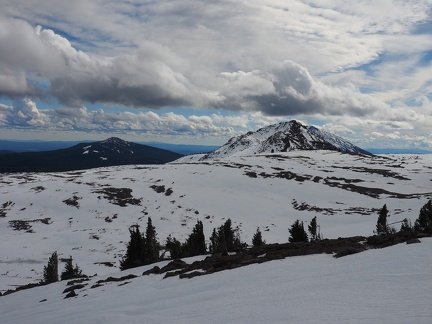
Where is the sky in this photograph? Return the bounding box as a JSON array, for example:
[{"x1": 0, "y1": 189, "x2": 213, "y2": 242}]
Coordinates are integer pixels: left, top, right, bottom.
[{"x1": 0, "y1": 1, "x2": 431, "y2": 148}]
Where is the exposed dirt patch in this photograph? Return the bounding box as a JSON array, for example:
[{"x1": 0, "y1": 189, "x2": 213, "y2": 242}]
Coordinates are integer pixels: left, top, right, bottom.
[
  {"x1": 0, "y1": 201, "x2": 14, "y2": 218},
  {"x1": 93, "y1": 187, "x2": 141, "y2": 207},
  {"x1": 165, "y1": 188, "x2": 173, "y2": 196},
  {"x1": 292, "y1": 199, "x2": 338, "y2": 215},
  {"x1": 8, "y1": 218, "x2": 52, "y2": 233},
  {"x1": 62, "y1": 195, "x2": 81, "y2": 208},
  {"x1": 150, "y1": 185, "x2": 166, "y2": 194},
  {"x1": 31, "y1": 186, "x2": 46, "y2": 193},
  {"x1": 259, "y1": 171, "x2": 312, "y2": 182},
  {"x1": 333, "y1": 166, "x2": 410, "y2": 181},
  {"x1": 322, "y1": 179, "x2": 430, "y2": 199}
]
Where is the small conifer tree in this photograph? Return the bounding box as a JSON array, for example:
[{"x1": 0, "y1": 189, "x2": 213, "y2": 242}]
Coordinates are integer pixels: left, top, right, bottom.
[
  {"x1": 288, "y1": 220, "x2": 308, "y2": 243},
  {"x1": 143, "y1": 217, "x2": 160, "y2": 264},
  {"x1": 400, "y1": 218, "x2": 413, "y2": 232},
  {"x1": 183, "y1": 220, "x2": 206, "y2": 257},
  {"x1": 61, "y1": 256, "x2": 83, "y2": 280},
  {"x1": 308, "y1": 216, "x2": 323, "y2": 240},
  {"x1": 43, "y1": 251, "x2": 59, "y2": 283},
  {"x1": 376, "y1": 204, "x2": 390, "y2": 235},
  {"x1": 414, "y1": 200, "x2": 432, "y2": 233},
  {"x1": 252, "y1": 227, "x2": 265, "y2": 247},
  {"x1": 120, "y1": 225, "x2": 143, "y2": 270}
]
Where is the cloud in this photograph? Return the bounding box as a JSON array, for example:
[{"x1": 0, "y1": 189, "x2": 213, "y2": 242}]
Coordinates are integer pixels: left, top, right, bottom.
[
  {"x1": 217, "y1": 60, "x2": 389, "y2": 116},
  {"x1": 0, "y1": 99, "x2": 238, "y2": 139},
  {"x1": 0, "y1": 16, "x2": 212, "y2": 109}
]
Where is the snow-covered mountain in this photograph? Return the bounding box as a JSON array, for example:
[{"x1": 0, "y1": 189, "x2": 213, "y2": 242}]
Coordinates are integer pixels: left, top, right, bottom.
[{"x1": 201, "y1": 120, "x2": 369, "y2": 160}]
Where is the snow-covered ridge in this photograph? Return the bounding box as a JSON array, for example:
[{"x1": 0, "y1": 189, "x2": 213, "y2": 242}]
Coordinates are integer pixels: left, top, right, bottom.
[{"x1": 201, "y1": 120, "x2": 369, "y2": 160}]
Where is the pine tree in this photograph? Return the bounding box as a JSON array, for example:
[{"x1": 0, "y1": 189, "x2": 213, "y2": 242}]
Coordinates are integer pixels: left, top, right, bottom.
[
  {"x1": 400, "y1": 218, "x2": 413, "y2": 232},
  {"x1": 166, "y1": 235, "x2": 183, "y2": 259},
  {"x1": 143, "y1": 217, "x2": 160, "y2": 264},
  {"x1": 43, "y1": 251, "x2": 59, "y2": 283},
  {"x1": 308, "y1": 216, "x2": 323, "y2": 241},
  {"x1": 288, "y1": 220, "x2": 308, "y2": 243},
  {"x1": 252, "y1": 227, "x2": 265, "y2": 247},
  {"x1": 376, "y1": 204, "x2": 390, "y2": 235},
  {"x1": 209, "y1": 219, "x2": 246, "y2": 254},
  {"x1": 120, "y1": 225, "x2": 143, "y2": 270},
  {"x1": 414, "y1": 200, "x2": 432, "y2": 233},
  {"x1": 60, "y1": 256, "x2": 83, "y2": 280},
  {"x1": 183, "y1": 220, "x2": 206, "y2": 257},
  {"x1": 209, "y1": 228, "x2": 221, "y2": 254}
]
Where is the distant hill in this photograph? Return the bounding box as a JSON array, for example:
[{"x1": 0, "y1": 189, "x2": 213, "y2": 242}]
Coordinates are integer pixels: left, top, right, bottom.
[
  {"x1": 0, "y1": 137, "x2": 183, "y2": 172},
  {"x1": 366, "y1": 148, "x2": 432, "y2": 154},
  {"x1": 0, "y1": 140, "x2": 218, "y2": 155},
  {"x1": 201, "y1": 120, "x2": 370, "y2": 160}
]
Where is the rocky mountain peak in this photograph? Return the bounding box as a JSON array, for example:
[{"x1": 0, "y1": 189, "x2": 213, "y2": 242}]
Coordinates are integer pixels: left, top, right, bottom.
[{"x1": 201, "y1": 120, "x2": 370, "y2": 160}]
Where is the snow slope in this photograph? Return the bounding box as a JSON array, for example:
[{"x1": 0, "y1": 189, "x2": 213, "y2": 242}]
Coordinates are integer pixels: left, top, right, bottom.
[
  {"x1": 1, "y1": 238, "x2": 431, "y2": 324},
  {"x1": 0, "y1": 151, "x2": 431, "y2": 292}
]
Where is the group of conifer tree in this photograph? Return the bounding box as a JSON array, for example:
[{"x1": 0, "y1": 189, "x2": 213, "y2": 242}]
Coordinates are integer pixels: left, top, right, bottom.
[
  {"x1": 42, "y1": 252, "x2": 84, "y2": 284},
  {"x1": 120, "y1": 217, "x2": 250, "y2": 270},
  {"x1": 120, "y1": 215, "x2": 323, "y2": 271},
  {"x1": 42, "y1": 199, "x2": 432, "y2": 277},
  {"x1": 119, "y1": 217, "x2": 160, "y2": 270},
  {"x1": 375, "y1": 199, "x2": 432, "y2": 235}
]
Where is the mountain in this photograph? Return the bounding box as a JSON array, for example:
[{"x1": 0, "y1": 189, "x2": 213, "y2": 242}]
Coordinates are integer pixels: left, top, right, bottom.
[
  {"x1": 0, "y1": 140, "x2": 219, "y2": 155},
  {"x1": 201, "y1": 120, "x2": 370, "y2": 160},
  {"x1": 0, "y1": 137, "x2": 183, "y2": 172}
]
